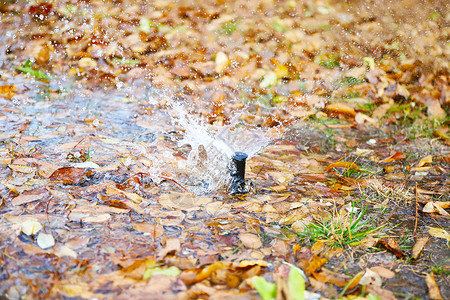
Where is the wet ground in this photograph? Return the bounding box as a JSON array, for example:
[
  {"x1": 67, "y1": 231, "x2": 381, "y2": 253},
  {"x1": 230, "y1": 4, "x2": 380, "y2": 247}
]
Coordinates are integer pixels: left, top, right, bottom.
[{"x1": 1, "y1": 0, "x2": 449, "y2": 299}]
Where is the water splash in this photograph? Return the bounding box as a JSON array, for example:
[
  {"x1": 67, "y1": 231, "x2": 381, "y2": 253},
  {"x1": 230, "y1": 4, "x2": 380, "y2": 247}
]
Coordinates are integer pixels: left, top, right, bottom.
[{"x1": 171, "y1": 103, "x2": 270, "y2": 195}]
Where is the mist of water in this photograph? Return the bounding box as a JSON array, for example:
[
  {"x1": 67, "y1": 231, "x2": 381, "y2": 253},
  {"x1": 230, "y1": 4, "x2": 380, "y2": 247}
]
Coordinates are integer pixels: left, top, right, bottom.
[{"x1": 170, "y1": 103, "x2": 270, "y2": 195}]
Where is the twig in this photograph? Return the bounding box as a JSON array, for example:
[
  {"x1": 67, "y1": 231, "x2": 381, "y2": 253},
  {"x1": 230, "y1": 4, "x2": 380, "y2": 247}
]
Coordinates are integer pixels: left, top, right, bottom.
[
  {"x1": 414, "y1": 182, "x2": 419, "y2": 242},
  {"x1": 158, "y1": 175, "x2": 189, "y2": 192}
]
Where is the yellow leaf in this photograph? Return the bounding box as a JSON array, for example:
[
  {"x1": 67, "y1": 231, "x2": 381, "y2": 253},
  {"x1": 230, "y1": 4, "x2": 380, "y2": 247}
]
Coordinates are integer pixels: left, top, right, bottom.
[
  {"x1": 8, "y1": 164, "x2": 35, "y2": 173},
  {"x1": 325, "y1": 103, "x2": 356, "y2": 117},
  {"x1": 427, "y1": 227, "x2": 450, "y2": 242},
  {"x1": 417, "y1": 155, "x2": 432, "y2": 167},
  {"x1": 326, "y1": 161, "x2": 359, "y2": 172}
]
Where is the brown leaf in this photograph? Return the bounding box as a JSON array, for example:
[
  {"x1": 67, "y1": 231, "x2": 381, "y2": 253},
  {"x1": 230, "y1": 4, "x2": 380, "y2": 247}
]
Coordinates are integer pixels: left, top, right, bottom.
[
  {"x1": 238, "y1": 233, "x2": 262, "y2": 249},
  {"x1": 427, "y1": 101, "x2": 446, "y2": 119},
  {"x1": 376, "y1": 238, "x2": 405, "y2": 258},
  {"x1": 425, "y1": 273, "x2": 444, "y2": 300},
  {"x1": 158, "y1": 238, "x2": 180, "y2": 259},
  {"x1": 365, "y1": 284, "x2": 397, "y2": 300},
  {"x1": 312, "y1": 268, "x2": 355, "y2": 288},
  {"x1": 370, "y1": 266, "x2": 396, "y2": 279},
  {"x1": 371, "y1": 103, "x2": 392, "y2": 119},
  {"x1": 170, "y1": 65, "x2": 193, "y2": 78},
  {"x1": 132, "y1": 223, "x2": 163, "y2": 238},
  {"x1": 49, "y1": 167, "x2": 87, "y2": 184},
  {"x1": 411, "y1": 236, "x2": 429, "y2": 260},
  {"x1": 82, "y1": 213, "x2": 111, "y2": 223},
  {"x1": 12, "y1": 193, "x2": 45, "y2": 206}
]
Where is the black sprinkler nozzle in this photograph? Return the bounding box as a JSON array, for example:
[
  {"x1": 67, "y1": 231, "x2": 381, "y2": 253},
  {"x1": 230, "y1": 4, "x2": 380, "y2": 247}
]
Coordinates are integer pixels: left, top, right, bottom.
[{"x1": 229, "y1": 152, "x2": 248, "y2": 195}]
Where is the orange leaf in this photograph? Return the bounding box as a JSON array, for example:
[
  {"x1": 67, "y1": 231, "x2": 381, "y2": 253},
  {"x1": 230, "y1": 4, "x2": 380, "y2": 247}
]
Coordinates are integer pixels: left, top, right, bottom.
[
  {"x1": 325, "y1": 103, "x2": 356, "y2": 117},
  {"x1": 49, "y1": 167, "x2": 87, "y2": 184},
  {"x1": 380, "y1": 152, "x2": 406, "y2": 163},
  {"x1": 0, "y1": 84, "x2": 17, "y2": 99},
  {"x1": 307, "y1": 255, "x2": 328, "y2": 274},
  {"x1": 326, "y1": 161, "x2": 359, "y2": 172},
  {"x1": 195, "y1": 261, "x2": 225, "y2": 282}
]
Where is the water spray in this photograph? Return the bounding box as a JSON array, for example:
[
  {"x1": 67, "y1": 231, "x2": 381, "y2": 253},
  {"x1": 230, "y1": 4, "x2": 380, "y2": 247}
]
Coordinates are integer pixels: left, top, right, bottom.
[{"x1": 229, "y1": 151, "x2": 248, "y2": 195}]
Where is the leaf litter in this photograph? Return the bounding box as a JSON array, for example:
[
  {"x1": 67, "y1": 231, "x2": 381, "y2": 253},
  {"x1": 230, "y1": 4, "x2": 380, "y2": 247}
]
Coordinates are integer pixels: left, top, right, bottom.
[{"x1": 0, "y1": 0, "x2": 449, "y2": 299}]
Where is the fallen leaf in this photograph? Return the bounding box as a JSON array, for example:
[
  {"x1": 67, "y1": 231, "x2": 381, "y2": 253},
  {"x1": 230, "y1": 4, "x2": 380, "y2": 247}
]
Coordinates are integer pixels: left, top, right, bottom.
[
  {"x1": 194, "y1": 261, "x2": 226, "y2": 283},
  {"x1": 427, "y1": 227, "x2": 450, "y2": 242},
  {"x1": 370, "y1": 266, "x2": 396, "y2": 279},
  {"x1": 307, "y1": 255, "x2": 328, "y2": 274},
  {"x1": 425, "y1": 273, "x2": 444, "y2": 300},
  {"x1": 411, "y1": 236, "x2": 429, "y2": 260},
  {"x1": 49, "y1": 167, "x2": 87, "y2": 184},
  {"x1": 427, "y1": 101, "x2": 446, "y2": 119},
  {"x1": 159, "y1": 192, "x2": 207, "y2": 211},
  {"x1": 37, "y1": 232, "x2": 55, "y2": 249},
  {"x1": 12, "y1": 193, "x2": 45, "y2": 206},
  {"x1": 325, "y1": 103, "x2": 356, "y2": 117},
  {"x1": 359, "y1": 268, "x2": 382, "y2": 286},
  {"x1": 158, "y1": 238, "x2": 180, "y2": 259},
  {"x1": 365, "y1": 284, "x2": 397, "y2": 300},
  {"x1": 380, "y1": 152, "x2": 406, "y2": 163},
  {"x1": 238, "y1": 233, "x2": 262, "y2": 249},
  {"x1": 376, "y1": 238, "x2": 405, "y2": 258},
  {"x1": 417, "y1": 155, "x2": 432, "y2": 167},
  {"x1": 326, "y1": 161, "x2": 359, "y2": 172},
  {"x1": 371, "y1": 103, "x2": 392, "y2": 119},
  {"x1": 143, "y1": 266, "x2": 181, "y2": 280},
  {"x1": 132, "y1": 223, "x2": 163, "y2": 237},
  {"x1": 21, "y1": 219, "x2": 43, "y2": 236},
  {"x1": 423, "y1": 202, "x2": 450, "y2": 216},
  {"x1": 215, "y1": 51, "x2": 229, "y2": 74},
  {"x1": 253, "y1": 276, "x2": 277, "y2": 300},
  {"x1": 82, "y1": 213, "x2": 111, "y2": 223},
  {"x1": 54, "y1": 245, "x2": 78, "y2": 258},
  {"x1": 8, "y1": 164, "x2": 35, "y2": 173},
  {"x1": 0, "y1": 84, "x2": 18, "y2": 99}
]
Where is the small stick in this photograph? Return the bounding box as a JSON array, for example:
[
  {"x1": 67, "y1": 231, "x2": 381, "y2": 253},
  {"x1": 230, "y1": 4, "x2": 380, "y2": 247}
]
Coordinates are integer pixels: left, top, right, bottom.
[
  {"x1": 414, "y1": 182, "x2": 419, "y2": 242},
  {"x1": 158, "y1": 175, "x2": 189, "y2": 192}
]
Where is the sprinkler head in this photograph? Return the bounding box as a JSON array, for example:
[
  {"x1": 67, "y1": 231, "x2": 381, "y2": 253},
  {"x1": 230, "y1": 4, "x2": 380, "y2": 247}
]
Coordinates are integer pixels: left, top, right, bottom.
[{"x1": 229, "y1": 152, "x2": 248, "y2": 195}]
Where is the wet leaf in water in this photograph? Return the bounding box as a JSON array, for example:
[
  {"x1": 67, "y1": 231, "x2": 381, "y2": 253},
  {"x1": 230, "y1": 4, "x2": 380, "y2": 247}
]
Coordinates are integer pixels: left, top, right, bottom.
[
  {"x1": 0, "y1": 84, "x2": 17, "y2": 99},
  {"x1": 36, "y1": 232, "x2": 55, "y2": 249},
  {"x1": 8, "y1": 164, "x2": 35, "y2": 174},
  {"x1": 12, "y1": 193, "x2": 45, "y2": 206},
  {"x1": 21, "y1": 219, "x2": 43, "y2": 236},
  {"x1": 49, "y1": 167, "x2": 87, "y2": 184}
]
